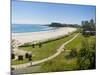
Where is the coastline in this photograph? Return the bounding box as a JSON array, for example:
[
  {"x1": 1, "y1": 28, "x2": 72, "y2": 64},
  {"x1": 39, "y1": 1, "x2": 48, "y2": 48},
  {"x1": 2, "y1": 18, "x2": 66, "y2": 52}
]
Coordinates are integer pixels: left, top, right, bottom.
[{"x1": 12, "y1": 27, "x2": 77, "y2": 45}]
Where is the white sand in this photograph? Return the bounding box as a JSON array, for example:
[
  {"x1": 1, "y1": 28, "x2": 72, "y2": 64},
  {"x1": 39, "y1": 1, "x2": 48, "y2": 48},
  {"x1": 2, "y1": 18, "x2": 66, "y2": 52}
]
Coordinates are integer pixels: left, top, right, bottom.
[{"x1": 12, "y1": 27, "x2": 76, "y2": 45}]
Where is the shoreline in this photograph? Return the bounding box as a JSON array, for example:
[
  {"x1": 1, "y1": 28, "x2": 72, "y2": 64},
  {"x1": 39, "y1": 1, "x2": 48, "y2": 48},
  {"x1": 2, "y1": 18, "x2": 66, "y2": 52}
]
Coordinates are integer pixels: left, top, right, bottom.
[
  {"x1": 12, "y1": 27, "x2": 59, "y2": 35},
  {"x1": 12, "y1": 27, "x2": 77, "y2": 45}
]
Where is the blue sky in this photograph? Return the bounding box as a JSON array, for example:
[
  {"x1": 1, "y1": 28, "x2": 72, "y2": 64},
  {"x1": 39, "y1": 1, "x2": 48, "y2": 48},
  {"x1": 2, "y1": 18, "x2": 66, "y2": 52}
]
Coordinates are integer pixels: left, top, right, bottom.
[{"x1": 12, "y1": 1, "x2": 96, "y2": 25}]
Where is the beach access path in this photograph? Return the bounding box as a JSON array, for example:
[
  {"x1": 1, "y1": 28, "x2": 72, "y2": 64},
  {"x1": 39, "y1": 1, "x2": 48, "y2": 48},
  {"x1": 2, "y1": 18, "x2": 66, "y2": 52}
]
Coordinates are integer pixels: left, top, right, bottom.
[{"x1": 12, "y1": 33, "x2": 79, "y2": 70}]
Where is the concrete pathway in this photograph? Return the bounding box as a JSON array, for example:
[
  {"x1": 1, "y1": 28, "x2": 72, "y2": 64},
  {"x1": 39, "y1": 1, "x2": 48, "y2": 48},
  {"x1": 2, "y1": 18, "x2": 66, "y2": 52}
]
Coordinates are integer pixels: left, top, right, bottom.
[{"x1": 12, "y1": 33, "x2": 79, "y2": 69}]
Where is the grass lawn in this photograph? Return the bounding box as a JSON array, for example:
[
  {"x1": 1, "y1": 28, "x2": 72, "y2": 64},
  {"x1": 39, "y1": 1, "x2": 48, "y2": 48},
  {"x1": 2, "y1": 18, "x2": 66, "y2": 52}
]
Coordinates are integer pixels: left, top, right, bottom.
[
  {"x1": 12, "y1": 33, "x2": 95, "y2": 73},
  {"x1": 12, "y1": 32, "x2": 77, "y2": 65},
  {"x1": 65, "y1": 33, "x2": 95, "y2": 50},
  {"x1": 29, "y1": 34, "x2": 95, "y2": 73}
]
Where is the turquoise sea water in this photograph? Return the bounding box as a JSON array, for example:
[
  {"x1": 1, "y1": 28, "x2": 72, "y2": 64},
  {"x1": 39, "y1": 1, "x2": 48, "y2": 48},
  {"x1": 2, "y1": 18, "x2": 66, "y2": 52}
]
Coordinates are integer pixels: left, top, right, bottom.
[{"x1": 12, "y1": 24, "x2": 53, "y2": 33}]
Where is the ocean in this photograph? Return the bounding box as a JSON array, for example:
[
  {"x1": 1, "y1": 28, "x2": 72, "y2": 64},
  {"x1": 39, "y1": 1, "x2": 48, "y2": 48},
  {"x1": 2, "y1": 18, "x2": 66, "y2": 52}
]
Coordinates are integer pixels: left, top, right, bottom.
[{"x1": 12, "y1": 24, "x2": 54, "y2": 33}]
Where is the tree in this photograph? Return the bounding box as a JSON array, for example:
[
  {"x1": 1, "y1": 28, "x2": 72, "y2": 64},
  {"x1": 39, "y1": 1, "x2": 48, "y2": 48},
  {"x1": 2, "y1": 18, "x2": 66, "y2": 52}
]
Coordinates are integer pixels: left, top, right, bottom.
[
  {"x1": 76, "y1": 39, "x2": 89, "y2": 69},
  {"x1": 88, "y1": 41, "x2": 96, "y2": 69},
  {"x1": 88, "y1": 50, "x2": 96, "y2": 69},
  {"x1": 77, "y1": 48, "x2": 88, "y2": 70},
  {"x1": 77, "y1": 39, "x2": 96, "y2": 70}
]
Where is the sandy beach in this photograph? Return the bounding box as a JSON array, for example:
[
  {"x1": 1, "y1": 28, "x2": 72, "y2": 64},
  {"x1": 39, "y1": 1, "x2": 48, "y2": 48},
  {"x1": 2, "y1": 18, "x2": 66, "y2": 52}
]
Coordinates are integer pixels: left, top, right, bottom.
[{"x1": 12, "y1": 27, "x2": 76, "y2": 45}]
